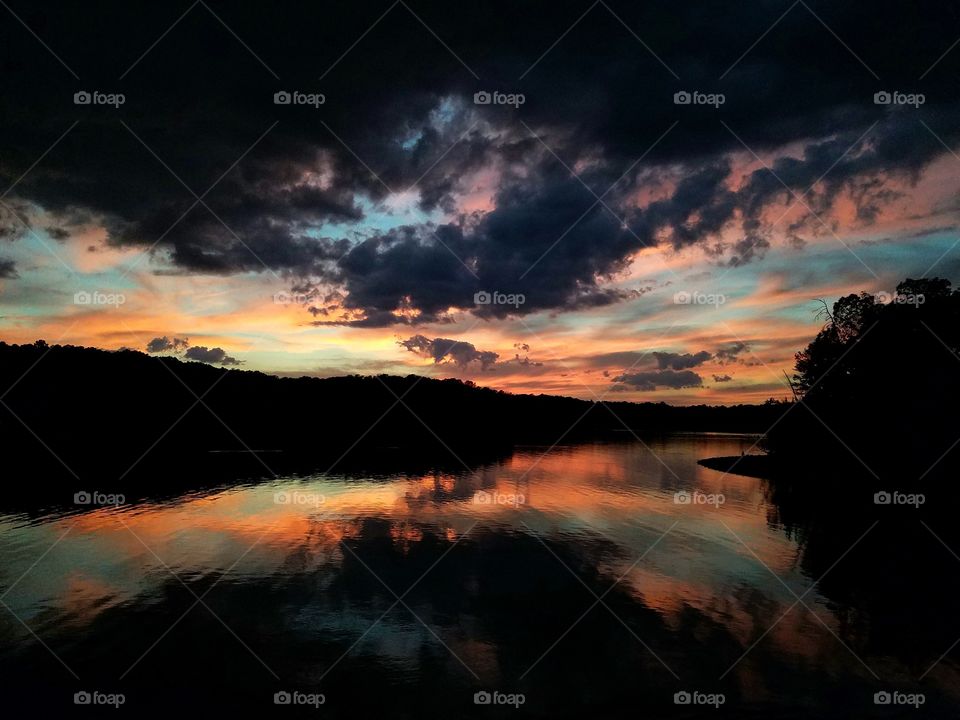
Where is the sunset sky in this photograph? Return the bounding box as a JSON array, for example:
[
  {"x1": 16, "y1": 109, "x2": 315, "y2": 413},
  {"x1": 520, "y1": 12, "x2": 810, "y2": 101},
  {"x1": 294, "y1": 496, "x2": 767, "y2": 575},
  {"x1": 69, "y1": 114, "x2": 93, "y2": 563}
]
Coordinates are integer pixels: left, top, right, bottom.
[{"x1": 2, "y1": 0, "x2": 959, "y2": 404}]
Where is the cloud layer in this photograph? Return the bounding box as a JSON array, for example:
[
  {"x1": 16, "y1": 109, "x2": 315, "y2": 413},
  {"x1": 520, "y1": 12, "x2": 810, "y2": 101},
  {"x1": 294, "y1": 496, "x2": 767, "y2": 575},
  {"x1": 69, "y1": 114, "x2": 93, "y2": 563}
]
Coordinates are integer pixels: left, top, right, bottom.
[
  {"x1": 399, "y1": 334, "x2": 498, "y2": 369},
  {"x1": 3, "y1": 0, "x2": 959, "y2": 331}
]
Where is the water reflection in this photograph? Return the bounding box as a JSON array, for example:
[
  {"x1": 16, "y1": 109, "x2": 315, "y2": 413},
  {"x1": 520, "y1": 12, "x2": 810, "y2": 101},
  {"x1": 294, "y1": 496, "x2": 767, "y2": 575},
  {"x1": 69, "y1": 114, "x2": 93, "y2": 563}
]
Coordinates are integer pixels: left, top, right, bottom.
[{"x1": 1, "y1": 436, "x2": 958, "y2": 716}]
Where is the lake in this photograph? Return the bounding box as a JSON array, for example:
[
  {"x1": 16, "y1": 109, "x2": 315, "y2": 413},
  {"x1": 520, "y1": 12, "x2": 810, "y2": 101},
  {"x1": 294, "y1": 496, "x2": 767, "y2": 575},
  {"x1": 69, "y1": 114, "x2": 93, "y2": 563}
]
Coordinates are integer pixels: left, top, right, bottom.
[{"x1": 1, "y1": 435, "x2": 957, "y2": 716}]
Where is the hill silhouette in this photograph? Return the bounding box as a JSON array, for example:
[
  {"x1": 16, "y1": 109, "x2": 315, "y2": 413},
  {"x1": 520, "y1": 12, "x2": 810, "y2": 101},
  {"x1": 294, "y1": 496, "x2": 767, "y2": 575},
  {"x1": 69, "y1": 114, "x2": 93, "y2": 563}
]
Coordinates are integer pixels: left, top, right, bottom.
[{"x1": 0, "y1": 340, "x2": 784, "y2": 497}]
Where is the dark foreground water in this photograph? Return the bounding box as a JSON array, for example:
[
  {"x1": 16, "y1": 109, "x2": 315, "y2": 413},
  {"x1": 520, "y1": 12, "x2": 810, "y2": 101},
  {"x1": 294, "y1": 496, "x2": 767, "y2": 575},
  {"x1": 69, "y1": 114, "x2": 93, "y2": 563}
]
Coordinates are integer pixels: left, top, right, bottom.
[{"x1": 1, "y1": 435, "x2": 958, "y2": 717}]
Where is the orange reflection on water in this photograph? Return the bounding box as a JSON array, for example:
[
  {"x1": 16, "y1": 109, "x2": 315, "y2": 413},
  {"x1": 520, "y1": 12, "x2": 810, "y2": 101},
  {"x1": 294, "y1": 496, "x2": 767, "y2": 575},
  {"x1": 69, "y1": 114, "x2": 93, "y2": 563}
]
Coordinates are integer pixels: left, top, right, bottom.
[{"x1": 5, "y1": 437, "x2": 843, "y2": 682}]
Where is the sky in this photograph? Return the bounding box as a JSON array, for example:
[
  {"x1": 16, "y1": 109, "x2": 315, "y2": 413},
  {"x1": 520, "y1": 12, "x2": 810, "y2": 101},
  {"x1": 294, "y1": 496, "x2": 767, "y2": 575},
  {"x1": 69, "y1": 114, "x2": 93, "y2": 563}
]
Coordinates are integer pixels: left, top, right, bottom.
[{"x1": 2, "y1": 0, "x2": 960, "y2": 405}]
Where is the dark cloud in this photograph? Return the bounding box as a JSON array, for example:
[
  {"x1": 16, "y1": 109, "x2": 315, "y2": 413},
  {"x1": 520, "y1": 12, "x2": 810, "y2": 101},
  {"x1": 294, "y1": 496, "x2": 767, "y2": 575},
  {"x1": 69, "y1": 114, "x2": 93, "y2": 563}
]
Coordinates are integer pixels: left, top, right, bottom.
[
  {"x1": 0, "y1": 201, "x2": 33, "y2": 241},
  {"x1": 2, "y1": 0, "x2": 959, "y2": 325},
  {"x1": 715, "y1": 342, "x2": 750, "y2": 364},
  {"x1": 654, "y1": 350, "x2": 712, "y2": 370},
  {"x1": 613, "y1": 369, "x2": 703, "y2": 391},
  {"x1": 506, "y1": 343, "x2": 543, "y2": 368},
  {"x1": 0, "y1": 259, "x2": 17, "y2": 279},
  {"x1": 398, "y1": 335, "x2": 498, "y2": 369},
  {"x1": 184, "y1": 346, "x2": 240, "y2": 366},
  {"x1": 713, "y1": 374, "x2": 733, "y2": 383},
  {"x1": 508, "y1": 355, "x2": 543, "y2": 368},
  {"x1": 44, "y1": 226, "x2": 71, "y2": 240},
  {"x1": 146, "y1": 335, "x2": 237, "y2": 365},
  {"x1": 146, "y1": 336, "x2": 189, "y2": 353}
]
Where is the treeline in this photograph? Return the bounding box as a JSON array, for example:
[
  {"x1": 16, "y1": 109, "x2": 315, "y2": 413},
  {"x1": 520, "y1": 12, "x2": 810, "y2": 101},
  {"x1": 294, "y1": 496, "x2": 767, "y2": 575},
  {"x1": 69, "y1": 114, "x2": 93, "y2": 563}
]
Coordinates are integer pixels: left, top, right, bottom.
[{"x1": 0, "y1": 340, "x2": 785, "y2": 488}]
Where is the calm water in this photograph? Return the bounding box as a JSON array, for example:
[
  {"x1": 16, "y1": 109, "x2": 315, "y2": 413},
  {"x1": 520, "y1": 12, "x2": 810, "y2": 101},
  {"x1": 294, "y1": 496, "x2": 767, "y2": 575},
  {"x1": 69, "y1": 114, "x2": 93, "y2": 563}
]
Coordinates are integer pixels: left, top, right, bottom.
[{"x1": 1, "y1": 435, "x2": 957, "y2": 717}]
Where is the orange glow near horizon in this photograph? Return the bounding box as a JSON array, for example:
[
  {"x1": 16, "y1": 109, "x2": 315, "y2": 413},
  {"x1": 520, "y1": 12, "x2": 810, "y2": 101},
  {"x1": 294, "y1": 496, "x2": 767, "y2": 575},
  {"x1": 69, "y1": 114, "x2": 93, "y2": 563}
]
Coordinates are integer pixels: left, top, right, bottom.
[{"x1": 1, "y1": 160, "x2": 956, "y2": 406}]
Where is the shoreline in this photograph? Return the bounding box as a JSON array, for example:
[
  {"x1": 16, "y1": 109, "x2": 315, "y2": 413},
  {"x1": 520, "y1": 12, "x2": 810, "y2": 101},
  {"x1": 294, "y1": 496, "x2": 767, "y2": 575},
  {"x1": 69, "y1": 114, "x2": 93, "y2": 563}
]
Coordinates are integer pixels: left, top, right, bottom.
[{"x1": 697, "y1": 454, "x2": 776, "y2": 479}]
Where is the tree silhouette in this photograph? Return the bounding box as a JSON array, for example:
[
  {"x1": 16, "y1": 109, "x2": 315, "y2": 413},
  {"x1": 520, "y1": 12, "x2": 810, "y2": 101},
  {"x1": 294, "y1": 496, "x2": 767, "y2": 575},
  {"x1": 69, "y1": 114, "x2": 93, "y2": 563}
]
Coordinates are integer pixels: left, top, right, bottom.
[{"x1": 767, "y1": 277, "x2": 960, "y2": 481}]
